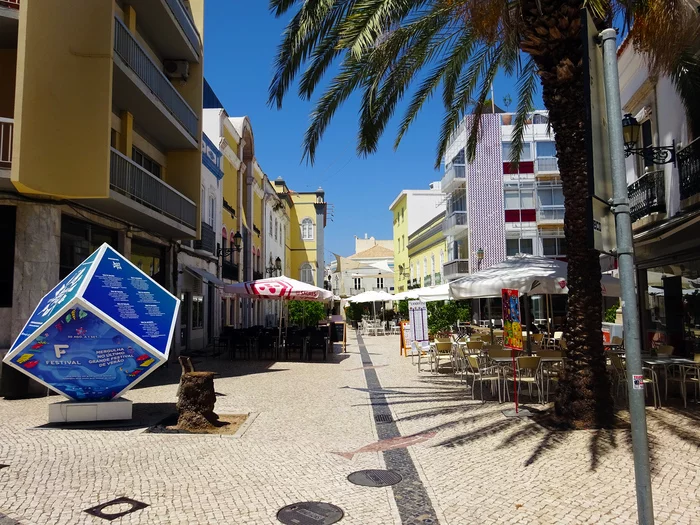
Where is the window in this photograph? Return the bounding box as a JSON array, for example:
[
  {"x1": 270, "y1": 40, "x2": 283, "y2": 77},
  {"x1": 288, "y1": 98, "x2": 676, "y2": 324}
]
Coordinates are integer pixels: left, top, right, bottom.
[
  {"x1": 0, "y1": 206, "x2": 16, "y2": 307},
  {"x1": 208, "y1": 194, "x2": 215, "y2": 226},
  {"x1": 543, "y1": 238, "x2": 567, "y2": 257},
  {"x1": 274, "y1": 219, "x2": 278, "y2": 241},
  {"x1": 533, "y1": 113, "x2": 549, "y2": 125},
  {"x1": 439, "y1": 251, "x2": 444, "y2": 269},
  {"x1": 504, "y1": 189, "x2": 520, "y2": 210},
  {"x1": 506, "y1": 238, "x2": 533, "y2": 256},
  {"x1": 269, "y1": 213, "x2": 273, "y2": 237},
  {"x1": 536, "y1": 141, "x2": 557, "y2": 158},
  {"x1": 131, "y1": 238, "x2": 166, "y2": 285},
  {"x1": 423, "y1": 258, "x2": 427, "y2": 278},
  {"x1": 538, "y1": 185, "x2": 564, "y2": 206},
  {"x1": 376, "y1": 278, "x2": 384, "y2": 289},
  {"x1": 502, "y1": 142, "x2": 532, "y2": 162},
  {"x1": 431, "y1": 255, "x2": 435, "y2": 275},
  {"x1": 300, "y1": 263, "x2": 314, "y2": 284},
  {"x1": 192, "y1": 295, "x2": 204, "y2": 329},
  {"x1": 301, "y1": 218, "x2": 314, "y2": 240},
  {"x1": 504, "y1": 186, "x2": 535, "y2": 209},
  {"x1": 201, "y1": 187, "x2": 206, "y2": 221},
  {"x1": 132, "y1": 146, "x2": 161, "y2": 178},
  {"x1": 60, "y1": 215, "x2": 118, "y2": 279}
]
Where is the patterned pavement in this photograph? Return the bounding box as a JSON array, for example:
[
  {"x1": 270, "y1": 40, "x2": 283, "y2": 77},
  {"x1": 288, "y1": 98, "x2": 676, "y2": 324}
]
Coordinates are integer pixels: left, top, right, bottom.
[{"x1": 0, "y1": 331, "x2": 699, "y2": 524}]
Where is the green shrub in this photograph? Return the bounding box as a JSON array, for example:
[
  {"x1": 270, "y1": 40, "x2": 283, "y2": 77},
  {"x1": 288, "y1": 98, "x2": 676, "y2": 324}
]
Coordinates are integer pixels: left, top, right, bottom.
[
  {"x1": 344, "y1": 302, "x2": 365, "y2": 322},
  {"x1": 604, "y1": 302, "x2": 619, "y2": 323},
  {"x1": 427, "y1": 300, "x2": 472, "y2": 335},
  {"x1": 288, "y1": 300, "x2": 327, "y2": 327}
]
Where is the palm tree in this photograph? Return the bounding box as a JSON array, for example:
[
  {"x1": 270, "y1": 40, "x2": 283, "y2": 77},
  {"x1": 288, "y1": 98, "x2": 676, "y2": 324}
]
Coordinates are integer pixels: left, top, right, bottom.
[{"x1": 268, "y1": 0, "x2": 700, "y2": 428}]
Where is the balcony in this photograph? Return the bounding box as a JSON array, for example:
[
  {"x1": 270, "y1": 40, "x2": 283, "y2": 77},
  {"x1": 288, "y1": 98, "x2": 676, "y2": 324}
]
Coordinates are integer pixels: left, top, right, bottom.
[
  {"x1": 424, "y1": 275, "x2": 432, "y2": 287},
  {"x1": 443, "y1": 211, "x2": 468, "y2": 236},
  {"x1": 222, "y1": 260, "x2": 239, "y2": 281},
  {"x1": 112, "y1": 17, "x2": 199, "y2": 149},
  {"x1": 434, "y1": 273, "x2": 442, "y2": 285},
  {"x1": 407, "y1": 279, "x2": 420, "y2": 290},
  {"x1": 441, "y1": 163, "x2": 466, "y2": 193},
  {"x1": 537, "y1": 205, "x2": 565, "y2": 224},
  {"x1": 85, "y1": 148, "x2": 198, "y2": 237},
  {"x1": 128, "y1": 0, "x2": 200, "y2": 63},
  {"x1": 443, "y1": 259, "x2": 469, "y2": 279},
  {"x1": 194, "y1": 221, "x2": 215, "y2": 254},
  {"x1": 373, "y1": 287, "x2": 388, "y2": 292},
  {"x1": 679, "y1": 138, "x2": 700, "y2": 208},
  {"x1": 535, "y1": 157, "x2": 559, "y2": 174},
  {"x1": 350, "y1": 288, "x2": 365, "y2": 295},
  {"x1": 0, "y1": 117, "x2": 12, "y2": 177},
  {"x1": 628, "y1": 170, "x2": 666, "y2": 223}
]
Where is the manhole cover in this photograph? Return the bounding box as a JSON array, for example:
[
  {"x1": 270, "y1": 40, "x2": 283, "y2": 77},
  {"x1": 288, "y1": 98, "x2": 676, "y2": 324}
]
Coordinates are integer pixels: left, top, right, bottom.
[
  {"x1": 374, "y1": 413, "x2": 393, "y2": 424},
  {"x1": 277, "y1": 502, "x2": 344, "y2": 525},
  {"x1": 84, "y1": 497, "x2": 149, "y2": 521},
  {"x1": 347, "y1": 469, "x2": 402, "y2": 487}
]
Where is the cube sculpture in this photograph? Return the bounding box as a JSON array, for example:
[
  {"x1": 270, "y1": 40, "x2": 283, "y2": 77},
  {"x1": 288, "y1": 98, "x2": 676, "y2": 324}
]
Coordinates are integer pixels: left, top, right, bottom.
[{"x1": 3, "y1": 243, "x2": 179, "y2": 401}]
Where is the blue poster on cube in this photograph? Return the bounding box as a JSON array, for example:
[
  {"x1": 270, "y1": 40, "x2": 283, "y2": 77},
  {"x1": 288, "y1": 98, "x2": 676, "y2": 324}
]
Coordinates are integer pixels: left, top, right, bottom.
[{"x1": 3, "y1": 243, "x2": 179, "y2": 401}]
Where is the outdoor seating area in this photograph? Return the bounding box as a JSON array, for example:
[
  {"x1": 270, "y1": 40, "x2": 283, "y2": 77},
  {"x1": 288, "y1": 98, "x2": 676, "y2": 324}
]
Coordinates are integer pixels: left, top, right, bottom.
[{"x1": 212, "y1": 326, "x2": 332, "y2": 362}]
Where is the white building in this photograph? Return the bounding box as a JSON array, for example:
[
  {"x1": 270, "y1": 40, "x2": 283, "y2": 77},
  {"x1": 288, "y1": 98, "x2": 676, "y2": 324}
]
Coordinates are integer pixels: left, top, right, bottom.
[
  {"x1": 176, "y1": 133, "x2": 224, "y2": 352},
  {"x1": 262, "y1": 176, "x2": 289, "y2": 327},
  {"x1": 331, "y1": 238, "x2": 394, "y2": 297}
]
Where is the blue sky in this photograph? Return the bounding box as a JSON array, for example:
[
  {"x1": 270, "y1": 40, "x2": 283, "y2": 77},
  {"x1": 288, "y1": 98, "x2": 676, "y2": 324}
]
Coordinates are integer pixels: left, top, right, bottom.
[{"x1": 203, "y1": 1, "x2": 543, "y2": 258}]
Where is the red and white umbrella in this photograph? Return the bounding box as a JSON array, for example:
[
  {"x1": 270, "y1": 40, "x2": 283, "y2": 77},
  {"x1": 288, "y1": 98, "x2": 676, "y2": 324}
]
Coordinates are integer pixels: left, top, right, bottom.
[{"x1": 224, "y1": 275, "x2": 332, "y2": 302}]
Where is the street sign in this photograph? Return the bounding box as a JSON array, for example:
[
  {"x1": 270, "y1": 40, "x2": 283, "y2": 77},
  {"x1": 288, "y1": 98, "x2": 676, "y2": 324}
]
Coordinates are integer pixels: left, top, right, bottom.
[
  {"x1": 582, "y1": 8, "x2": 617, "y2": 254},
  {"x1": 3, "y1": 243, "x2": 179, "y2": 401}
]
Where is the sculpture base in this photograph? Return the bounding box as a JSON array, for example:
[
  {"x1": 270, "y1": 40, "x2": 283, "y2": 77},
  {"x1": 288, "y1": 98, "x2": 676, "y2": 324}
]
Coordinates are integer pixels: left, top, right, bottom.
[{"x1": 48, "y1": 398, "x2": 133, "y2": 423}]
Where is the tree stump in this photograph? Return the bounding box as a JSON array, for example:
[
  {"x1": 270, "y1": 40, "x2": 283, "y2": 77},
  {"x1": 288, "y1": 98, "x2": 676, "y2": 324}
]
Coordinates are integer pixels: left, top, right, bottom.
[{"x1": 176, "y1": 371, "x2": 218, "y2": 430}]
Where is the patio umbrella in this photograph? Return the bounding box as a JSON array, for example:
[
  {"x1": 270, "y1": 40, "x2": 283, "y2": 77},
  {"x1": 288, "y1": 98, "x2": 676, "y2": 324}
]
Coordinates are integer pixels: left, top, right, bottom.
[
  {"x1": 416, "y1": 284, "x2": 452, "y2": 302},
  {"x1": 393, "y1": 289, "x2": 420, "y2": 300},
  {"x1": 450, "y1": 254, "x2": 620, "y2": 299},
  {"x1": 224, "y1": 276, "x2": 333, "y2": 348},
  {"x1": 348, "y1": 290, "x2": 394, "y2": 320}
]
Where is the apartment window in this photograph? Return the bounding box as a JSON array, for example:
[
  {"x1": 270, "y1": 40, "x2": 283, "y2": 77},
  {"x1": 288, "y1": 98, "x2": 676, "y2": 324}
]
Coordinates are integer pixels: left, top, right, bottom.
[
  {"x1": 301, "y1": 218, "x2": 314, "y2": 240},
  {"x1": 132, "y1": 146, "x2": 161, "y2": 178},
  {"x1": 538, "y1": 185, "x2": 564, "y2": 206},
  {"x1": 506, "y1": 238, "x2": 534, "y2": 257},
  {"x1": 504, "y1": 185, "x2": 535, "y2": 209},
  {"x1": 192, "y1": 295, "x2": 204, "y2": 329},
  {"x1": 376, "y1": 278, "x2": 384, "y2": 289},
  {"x1": 439, "y1": 251, "x2": 444, "y2": 269},
  {"x1": 131, "y1": 238, "x2": 166, "y2": 285},
  {"x1": 201, "y1": 187, "x2": 206, "y2": 221},
  {"x1": 431, "y1": 255, "x2": 435, "y2": 275},
  {"x1": 274, "y1": 219, "x2": 278, "y2": 241},
  {"x1": 208, "y1": 194, "x2": 215, "y2": 226},
  {"x1": 60, "y1": 216, "x2": 118, "y2": 279},
  {"x1": 543, "y1": 238, "x2": 567, "y2": 257},
  {"x1": 449, "y1": 187, "x2": 467, "y2": 214},
  {"x1": 533, "y1": 113, "x2": 549, "y2": 125},
  {"x1": 536, "y1": 141, "x2": 557, "y2": 158},
  {"x1": 423, "y1": 258, "x2": 427, "y2": 278},
  {"x1": 0, "y1": 206, "x2": 16, "y2": 307},
  {"x1": 502, "y1": 142, "x2": 532, "y2": 162},
  {"x1": 269, "y1": 213, "x2": 273, "y2": 237},
  {"x1": 450, "y1": 149, "x2": 466, "y2": 166},
  {"x1": 300, "y1": 263, "x2": 314, "y2": 284}
]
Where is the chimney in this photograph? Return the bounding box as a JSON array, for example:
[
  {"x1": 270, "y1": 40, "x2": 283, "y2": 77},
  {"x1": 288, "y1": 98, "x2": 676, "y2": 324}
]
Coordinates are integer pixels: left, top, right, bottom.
[{"x1": 364, "y1": 233, "x2": 368, "y2": 239}]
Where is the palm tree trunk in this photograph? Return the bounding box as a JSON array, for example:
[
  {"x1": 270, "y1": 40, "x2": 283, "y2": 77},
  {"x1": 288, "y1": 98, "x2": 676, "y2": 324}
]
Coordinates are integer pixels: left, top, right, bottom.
[{"x1": 521, "y1": 0, "x2": 613, "y2": 428}]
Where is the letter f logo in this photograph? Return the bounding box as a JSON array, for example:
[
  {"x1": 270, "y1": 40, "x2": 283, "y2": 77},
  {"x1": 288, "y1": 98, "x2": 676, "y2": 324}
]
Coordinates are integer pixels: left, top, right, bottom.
[{"x1": 54, "y1": 345, "x2": 69, "y2": 359}]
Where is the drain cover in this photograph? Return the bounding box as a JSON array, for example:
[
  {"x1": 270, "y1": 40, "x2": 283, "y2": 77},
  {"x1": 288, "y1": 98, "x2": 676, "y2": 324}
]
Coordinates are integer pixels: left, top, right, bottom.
[
  {"x1": 84, "y1": 497, "x2": 149, "y2": 521},
  {"x1": 277, "y1": 502, "x2": 344, "y2": 525},
  {"x1": 374, "y1": 413, "x2": 393, "y2": 424},
  {"x1": 347, "y1": 469, "x2": 402, "y2": 487}
]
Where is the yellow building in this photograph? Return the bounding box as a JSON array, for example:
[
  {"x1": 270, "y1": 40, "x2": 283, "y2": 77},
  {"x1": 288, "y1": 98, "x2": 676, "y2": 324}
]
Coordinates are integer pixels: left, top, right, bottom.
[
  {"x1": 274, "y1": 179, "x2": 327, "y2": 288},
  {"x1": 389, "y1": 184, "x2": 445, "y2": 292},
  {"x1": 0, "y1": 1, "x2": 204, "y2": 350},
  {"x1": 407, "y1": 213, "x2": 447, "y2": 288}
]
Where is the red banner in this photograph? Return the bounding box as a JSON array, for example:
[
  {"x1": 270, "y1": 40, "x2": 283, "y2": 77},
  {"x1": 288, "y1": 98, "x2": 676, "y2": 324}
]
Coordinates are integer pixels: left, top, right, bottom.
[{"x1": 502, "y1": 289, "x2": 523, "y2": 351}]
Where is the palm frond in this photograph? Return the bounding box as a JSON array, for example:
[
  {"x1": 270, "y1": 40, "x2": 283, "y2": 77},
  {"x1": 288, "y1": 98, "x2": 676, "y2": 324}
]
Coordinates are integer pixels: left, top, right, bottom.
[{"x1": 508, "y1": 57, "x2": 538, "y2": 167}]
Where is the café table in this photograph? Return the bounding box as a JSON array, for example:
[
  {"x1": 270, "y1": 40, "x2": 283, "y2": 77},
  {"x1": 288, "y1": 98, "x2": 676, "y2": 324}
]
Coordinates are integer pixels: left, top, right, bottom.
[{"x1": 622, "y1": 355, "x2": 699, "y2": 403}]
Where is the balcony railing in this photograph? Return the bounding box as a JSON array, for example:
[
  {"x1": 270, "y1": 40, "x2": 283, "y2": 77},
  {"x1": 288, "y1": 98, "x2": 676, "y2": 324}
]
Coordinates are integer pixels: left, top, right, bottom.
[
  {"x1": 443, "y1": 259, "x2": 469, "y2": 278},
  {"x1": 110, "y1": 148, "x2": 197, "y2": 230},
  {"x1": 628, "y1": 170, "x2": 666, "y2": 222},
  {"x1": 0, "y1": 118, "x2": 12, "y2": 169},
  {"x1": 535, "y1": 157, "x2": 559, "y2": 173},
  {"x1": 194, "y1": 221, "x2": 215, "y2": 254},
  {"x1": 434, "y1": 273, "x2": 442, "y2": 285},
  {"x1": 165, "y1": 0, "x2": 200, "y2": 54},
  {"x1": 443, "y1": 211, "x2": 468, "y2": 235},
  {"x1": 423, "y1": 275, "x2": 432, "y2": 287},
  {"x1": 441, "y1": 163, "x2": 466, "y2": 192},
  {"x1": 113, "y1": 17, "x2": 198, "y2": 140},
  {"x1": 222, "y1": 260, "x2": 239, "y2": 281},
  {"x1": 373, "y1": 287, "x2": 388, "y2": 292},
  {"x1": 679, "y1": 137, "x2": 700, "y2": 204},
  {"x1": 350, "y1": 288, "x2": 365, "y2": 295},
  {"x1": 0, "y1": 0, "x2": 20, "y2": 8},
  {"x1": 537, "y1": 205, "x2": 565, "y2": 222}
]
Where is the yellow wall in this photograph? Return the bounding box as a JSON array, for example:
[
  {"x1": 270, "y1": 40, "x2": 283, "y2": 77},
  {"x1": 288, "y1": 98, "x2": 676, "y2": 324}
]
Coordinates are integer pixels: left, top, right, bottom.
[
  {"x1": 221, "y1": 126, "x2": 239, "y2": 244},
  {"x1": 289, "y1": 193, "x2": 319, "y2": 282},
  {"x1": 0, "y1": 50, "x2": 17, "y2": 118},
  {"x1": 407, "y1": 216, "x2": 447, "y2": 287},
  {"x1": 12, "y1": 0, "x2": 114, "y2": 197},
  {"x1": 166, "y1": 149, "x2": 202, "y2": 236},
  {"x1": 390, "y1": 195, "x2": 409, "y2": 292}
]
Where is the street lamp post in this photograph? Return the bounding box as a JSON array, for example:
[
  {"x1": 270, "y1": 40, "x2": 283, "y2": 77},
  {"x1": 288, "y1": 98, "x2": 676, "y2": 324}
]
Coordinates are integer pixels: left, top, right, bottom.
[
  {"x1": 622, "y1": 113, "x2": 676, "y2": 166},
  {"x1": 266, "y1": 256, "x2": 282, "y2": 277},
  {"x1": 217, "y1": 231, "x2": 242, "y2": 258}
]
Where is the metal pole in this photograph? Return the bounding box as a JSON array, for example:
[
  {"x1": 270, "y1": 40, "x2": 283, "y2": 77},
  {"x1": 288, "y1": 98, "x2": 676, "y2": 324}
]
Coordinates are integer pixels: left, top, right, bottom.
[{"x1": 600, "y1": 28, "x2": 654, "y2": 525}]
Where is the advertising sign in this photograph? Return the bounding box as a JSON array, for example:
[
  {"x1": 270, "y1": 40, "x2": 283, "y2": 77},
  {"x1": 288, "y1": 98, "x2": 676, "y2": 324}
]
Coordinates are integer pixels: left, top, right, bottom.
[
  {"x1": 3, "y1": 244, "x2": 179, "y2": 401},
  {"x1": 502, "y1": 289, "x2": 523, "y2": 351},
  {"x1": 408, "y1": 301, "x2": 428, "y2": 344}
]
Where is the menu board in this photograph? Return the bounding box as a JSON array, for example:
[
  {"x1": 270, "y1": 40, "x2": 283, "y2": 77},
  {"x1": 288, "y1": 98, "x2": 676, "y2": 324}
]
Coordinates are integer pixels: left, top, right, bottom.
[
  {"x1": 400, "y1": 321, "x2": 412, "y2": 356},
  {"x1": 4, "y1": 243, "x2": 179, "y2": 401},
  {"x1": 409, "y1": 300, "x2": 429, "y2": 344}
]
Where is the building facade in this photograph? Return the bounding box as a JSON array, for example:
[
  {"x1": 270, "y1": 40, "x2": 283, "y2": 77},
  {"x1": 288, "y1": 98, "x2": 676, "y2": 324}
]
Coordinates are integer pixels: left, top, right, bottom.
[
  {"x1": 389, "y1": 183, "x2": 445, "y2": 292},
  {"x1": 442, "y1": 110, "x2": 564, "y2": 281},
  {"x1": 0, "y1": 0, "x2": 205, "y2": 395},
  {"x1": 331, "y1": 238, "x2": 394, "y2": 297},
  {"x1": 262, "y1": 176, "x2": 289, "y2": 327},
  {"x1": 406, "y1": 212, "x2": 447, "y2": 289},
  {"x1": 618, "y1": 37, "x2": 700, "y2": 353}
]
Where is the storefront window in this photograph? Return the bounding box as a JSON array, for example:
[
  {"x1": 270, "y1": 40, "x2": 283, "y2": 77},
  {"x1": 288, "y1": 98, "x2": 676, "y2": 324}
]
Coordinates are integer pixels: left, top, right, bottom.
[
  {"x1": 130, "y1": 239, "x2": 165, "y2": 286},
  {"x1": 60, "y1": 215, "x2": 117, "y2": 279},
  {"x1": 192, "y1": 295, "x2": 204, "y2": 329}
]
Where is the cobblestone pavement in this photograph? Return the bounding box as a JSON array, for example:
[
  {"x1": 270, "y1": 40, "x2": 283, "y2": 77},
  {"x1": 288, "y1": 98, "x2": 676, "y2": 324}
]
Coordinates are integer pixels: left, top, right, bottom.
[{"x1": 0, "y1": 331, "x2": 699, "y2": 524}]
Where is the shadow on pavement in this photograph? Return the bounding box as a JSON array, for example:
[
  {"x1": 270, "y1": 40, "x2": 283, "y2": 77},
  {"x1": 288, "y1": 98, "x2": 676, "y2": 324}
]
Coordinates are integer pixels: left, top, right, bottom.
[{"x1": 31, "y1": 402, "x2": 177, "y2": 431}]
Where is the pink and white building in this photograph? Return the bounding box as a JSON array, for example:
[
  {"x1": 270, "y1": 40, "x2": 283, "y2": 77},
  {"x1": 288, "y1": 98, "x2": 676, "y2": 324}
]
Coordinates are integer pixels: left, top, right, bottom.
[{"x1": 441, "y1": 110, "x2": 565, "y2": 281}]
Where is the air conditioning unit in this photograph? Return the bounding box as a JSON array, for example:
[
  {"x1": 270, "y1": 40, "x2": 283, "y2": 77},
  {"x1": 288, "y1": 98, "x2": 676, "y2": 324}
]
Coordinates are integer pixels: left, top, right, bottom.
[{"x1": 164, "y1": 60, "x2": 189, "y2": 80}]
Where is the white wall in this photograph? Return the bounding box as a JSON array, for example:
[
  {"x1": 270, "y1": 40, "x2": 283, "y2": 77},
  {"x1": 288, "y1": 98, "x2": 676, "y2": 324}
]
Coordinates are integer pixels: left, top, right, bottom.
[{"x1": 406, "y1": 191, "x2": 446, "y2": 237}]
